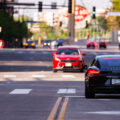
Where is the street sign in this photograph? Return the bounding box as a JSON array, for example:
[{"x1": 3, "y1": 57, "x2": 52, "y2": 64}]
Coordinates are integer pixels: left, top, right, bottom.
[
  {"x1": 107, "y1": 12, "x2": 120, "y2": 16},
  {"x1": 64, "y1": 6, "x2": 91, "y2": 22},
  {"x1": 27, "y1": 20, "x2": 37, "y2": 23}
]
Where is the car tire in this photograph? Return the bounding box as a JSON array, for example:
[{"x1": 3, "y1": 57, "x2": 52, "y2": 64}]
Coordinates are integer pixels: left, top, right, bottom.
[
  {"x1": 80, "y1": 65, "x2": 84, "y2": 72},
  {"x1": 53, "y1": 69, "x2": 57, "y2": 72},
  {"x1": 85, "y1": 87, "x2": 95, "y2": 98}
]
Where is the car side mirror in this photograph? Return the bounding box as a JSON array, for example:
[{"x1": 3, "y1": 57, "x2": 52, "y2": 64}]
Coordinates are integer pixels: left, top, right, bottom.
[
  {"x1": 51, "y1": 52, "x2": 56, "y2": 56},
  {"x1": 82, "y1": 53, "x2": 86, "y2": 56}
]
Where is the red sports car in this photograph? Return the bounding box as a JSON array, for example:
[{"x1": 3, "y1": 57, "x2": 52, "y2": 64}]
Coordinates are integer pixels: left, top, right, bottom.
[
  {"x1": 51, "y1": 46, "x2": 86, "y2": 72},
  {"x1": 86, "y1": 41, "x2": 98, "y2": 49}
]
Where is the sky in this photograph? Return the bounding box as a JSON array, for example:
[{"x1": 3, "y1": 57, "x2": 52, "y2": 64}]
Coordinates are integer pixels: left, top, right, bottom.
[
  {"x1": 16, "y1": 0, "x2": 112, "y2": 17},
  {"x1": 17, "y1": 0, "x2": 112, "y2": 9}
]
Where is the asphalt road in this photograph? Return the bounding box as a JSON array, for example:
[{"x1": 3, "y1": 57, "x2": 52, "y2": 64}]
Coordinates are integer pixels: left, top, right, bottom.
[{"x1": 0, "y1": 46, "x2": 120, "y2": 120}]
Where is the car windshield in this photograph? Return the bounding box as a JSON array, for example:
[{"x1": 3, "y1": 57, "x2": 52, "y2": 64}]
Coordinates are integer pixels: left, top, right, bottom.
[
  {"x1": 57, "y1": 48, "x2": 80, "y2": 55},
  {"x1": 27, "y1": 41, "x2": 34, "y2": 43}
]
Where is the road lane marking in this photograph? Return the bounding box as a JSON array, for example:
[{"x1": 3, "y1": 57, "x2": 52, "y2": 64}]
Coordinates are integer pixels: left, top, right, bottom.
[
  {"x1": 57, "y1": 89, "x2": 67, "y2": 94},
  {"x1": 85, "y1": 111, "x2": 120, "y2": 115},
  {"x1": 67, "y1": 89, "x2": 76, "y2": 94},
  {"x1": 62, "y1": 75, "x2": 75, "y2": 78},
  {"x1": 4, "y1": 75, "x2": 16, "y2": 78},
  {"x1": 32, "y1": 75, "x2": 45, "y2": 78},
  {"x1": 58, "y1": 97, "x2": 69, "y2": 120},
  {"x1": 10, "y1": 89, "x2": 32, "y2": 94},
  {"x1": 65, "y1": 95, "x2": 85, "y2": 98},
  {"x1": 57, "y1": 89, "x2": 76, "y2": 94},
  {"x1": 47, "y1": 97, "x2": 62, "y2": 120}
]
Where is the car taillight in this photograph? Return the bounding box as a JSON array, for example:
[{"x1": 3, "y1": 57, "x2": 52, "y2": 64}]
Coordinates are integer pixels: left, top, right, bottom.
[
  {"x1": 88, "y1": 69, "x2": 100, "y2": 75},
  {"x1": 105, "y1": 43, "x2": 107, "y2": 46},
  {"x1": 99, "y1": 43, "x2": 101, "y2": 45}
]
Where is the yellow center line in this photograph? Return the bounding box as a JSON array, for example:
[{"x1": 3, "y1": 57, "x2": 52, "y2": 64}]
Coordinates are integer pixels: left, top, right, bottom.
[
  {"x1": 58, "y1": 97, "x2": 69, "y2": 120},
  {"x1": 47, "y1": 97, "x2": 62, "y2": 120}
]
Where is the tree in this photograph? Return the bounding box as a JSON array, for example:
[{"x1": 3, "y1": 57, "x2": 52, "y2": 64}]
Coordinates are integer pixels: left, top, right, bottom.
[
  {"x1": 112, "y1": 0, "x2": 120, "y2": 28},
  {"x1": 97, "y1": 16, "x2": 108, "y2": 31},
  {"x1": 0, "y1": 10, "x2": 29, "y2": 47}
]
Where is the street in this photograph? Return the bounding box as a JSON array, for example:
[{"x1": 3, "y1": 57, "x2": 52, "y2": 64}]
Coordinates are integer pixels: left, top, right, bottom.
[{"x1": 0, "y1": 45, "x2": 120, "y2": 120}]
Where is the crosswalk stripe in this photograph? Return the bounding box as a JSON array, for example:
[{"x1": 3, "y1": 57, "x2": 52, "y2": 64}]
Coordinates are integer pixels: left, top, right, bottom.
[
  {"x1": 32, "y1": 75, "x2": 45, "y2": 78},
  {"x1": 62, "y1": 75, "x2": 75, "y2": 78},
  {"x1": 57, "y1": 89, "x2": 76, "y2": 94},
  {"x1": 4, "y1": 75, "x2": 16, "y2": 78},
  {"x1": 10, "y1": 89, "x2": 32, "y2": 94}
]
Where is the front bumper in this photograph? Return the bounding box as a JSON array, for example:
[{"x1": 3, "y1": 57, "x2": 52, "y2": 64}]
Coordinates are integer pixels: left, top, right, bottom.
[{"x1": 54, "y1": 61, "x2": 83, "y2": 70}]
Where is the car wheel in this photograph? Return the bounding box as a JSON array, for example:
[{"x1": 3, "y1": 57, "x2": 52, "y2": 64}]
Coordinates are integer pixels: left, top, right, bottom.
[
  {"x1": 80, "y1": 65, "x2": 84, "y2": 72},
  {"x1": 53, "y1": 69, "x2": 57, "y2": 72},
  {"x1": 85, "y1": 87, "x2": 95, "y2": 98}
]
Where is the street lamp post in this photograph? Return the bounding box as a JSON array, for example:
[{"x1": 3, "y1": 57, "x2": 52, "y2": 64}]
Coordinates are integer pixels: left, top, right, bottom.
[{"x1": 68, "y1": 0, "x2": 75, "y2": 44}]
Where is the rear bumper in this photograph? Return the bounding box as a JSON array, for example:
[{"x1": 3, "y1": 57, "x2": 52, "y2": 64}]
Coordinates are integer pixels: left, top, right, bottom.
[{"x1": 93, "y1": 86, "x2": 120, "y2": 94}]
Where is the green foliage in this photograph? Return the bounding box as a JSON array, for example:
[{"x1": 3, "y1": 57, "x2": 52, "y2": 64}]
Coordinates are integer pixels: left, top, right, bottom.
[
  {"x1": 112, "y1": 0, "x2": 120, "y2": 12},
  {"x1": 97, "y1": 16, "x2": 108, "y2": 31},
  {"x1": 112, "y1": 0, "x2": 120, "y2": 28},
  {"x1": 0, "y1": 10, "x2": 29, "y2": 47}
]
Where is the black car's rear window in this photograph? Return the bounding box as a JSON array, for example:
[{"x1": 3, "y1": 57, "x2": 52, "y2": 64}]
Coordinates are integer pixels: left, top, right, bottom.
[
  {"x1": 57, "y1": 48, "x2": 80, "y2": 55},
  {"x1": 100, "y1": 58, "x2": 120, "y2": 68}
]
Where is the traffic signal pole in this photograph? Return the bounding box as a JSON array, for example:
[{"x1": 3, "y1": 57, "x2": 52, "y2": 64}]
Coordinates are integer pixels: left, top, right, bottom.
[{"x1": 68, "y1": 0, "x2": 75, "y2": 44}]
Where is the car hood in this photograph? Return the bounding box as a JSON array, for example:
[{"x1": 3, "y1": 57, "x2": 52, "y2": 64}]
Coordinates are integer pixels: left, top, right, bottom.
[{"x1": 55, "y1": 55, "x2": 81, "y2": 60}]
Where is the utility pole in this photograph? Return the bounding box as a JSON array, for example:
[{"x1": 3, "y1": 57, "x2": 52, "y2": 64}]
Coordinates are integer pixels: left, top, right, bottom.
[{"x1": 68, "y1": 0, "x2": 75, "y2": 44}]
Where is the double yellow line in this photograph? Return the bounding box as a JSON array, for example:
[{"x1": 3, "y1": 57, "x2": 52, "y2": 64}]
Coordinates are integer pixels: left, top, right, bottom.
[{"x1": 47, "y1": 97, "x2": 69, "y2": 120}]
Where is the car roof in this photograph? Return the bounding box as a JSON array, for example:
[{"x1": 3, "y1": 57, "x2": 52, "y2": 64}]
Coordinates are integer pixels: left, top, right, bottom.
[
  {"x1": 96, "y1": 55, "x2": 120, "y2": 60},
  {"x1": 58, "y1": 46, "x2": 80, "y2": 49}
]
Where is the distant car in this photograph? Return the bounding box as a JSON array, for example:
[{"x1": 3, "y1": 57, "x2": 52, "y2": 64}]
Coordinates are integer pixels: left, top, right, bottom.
[
  {"x1": 86, "y1": 41, "x2": 98, "y2": 49},
  {"x1": 51, "y1": 46, "x2": 86, "y2": 72},
  {"x1": 56, "y1": 39, "x2": 64, "y2": 47},
  {"x1": 85, "y1": 55, "x2": 120, "y2": 98},
  {"x1": 43, "y1": 40, "x2": 51, "y2": 48},
  {"x1": 99, "y1": 41, "x2": 107, "y2": 49},
  {"x1": 24, "y1": 40, "x2": 36, "y2": 48}
]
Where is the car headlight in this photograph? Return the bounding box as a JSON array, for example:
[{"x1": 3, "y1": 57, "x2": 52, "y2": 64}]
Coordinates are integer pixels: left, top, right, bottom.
[
  {"x1": 31, "y1": 43, "x2": 35, "y2": 46},
  {"x1": 48, "y1": 43, "x2": 50, "y2": 46},
  {"x1": 44, "y1": 43, "x2": 47, "y2": 45},
  {"x1": 55, "y1": 56, "x2": 61, "y2": 61},
  {"x1": 25, "y1": 43, "x2": 28, "y2": 46}
]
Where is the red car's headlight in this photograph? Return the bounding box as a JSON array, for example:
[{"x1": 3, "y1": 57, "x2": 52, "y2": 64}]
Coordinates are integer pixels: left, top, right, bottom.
[{"x1": 55, "y1": 56, "x2": 61, "y2": 62}]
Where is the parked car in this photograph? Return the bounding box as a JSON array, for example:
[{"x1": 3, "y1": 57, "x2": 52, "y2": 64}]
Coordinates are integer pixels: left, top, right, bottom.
[
  {"x1": 85, "y1": 55, "x2": 120, "y2": 98},
  {"x1": 86, "y1": 41, "x2": 98, "y2": 49},
  {"x1": 24, "y1": 40, "x2": 36, "y2": 48},
  {"x1": 51, "y1": 46, "x2": 86, "y2": 72},
  {"x1": 56, "y1": 39, "x2": 64, "y2": 47},
  {"x1": 99, "y1": 41, "x2": 107, "y2": 49},
  {"x1": 43, "y1": 40, "x2": 51, "y2": 48}
]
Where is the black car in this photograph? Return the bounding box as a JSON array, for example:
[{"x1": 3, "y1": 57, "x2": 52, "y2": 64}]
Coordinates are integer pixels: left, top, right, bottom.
[
  {"x1": 56, "y1": 39, "x2": 64, "y2": 47},
  {"x1": 99, "y1": 42, "x2": 107, "y2": 49},
  {"x1": 85, "y1": 55, "x2": 120, "y2": 98}
]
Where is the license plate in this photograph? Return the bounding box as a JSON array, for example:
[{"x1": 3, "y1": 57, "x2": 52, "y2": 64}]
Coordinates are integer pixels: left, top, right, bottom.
[
  {"x1": 112, "y1": 79, "x2": 120, "y2": 85},
  {"x1": 65, "y1": 63, "x2": 71, "y2": 67}
]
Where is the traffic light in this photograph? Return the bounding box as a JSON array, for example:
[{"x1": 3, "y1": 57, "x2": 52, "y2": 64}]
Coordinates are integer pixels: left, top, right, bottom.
[
  {"x1": 38, "y1": 2, "x2": 42, "y2": 12},
  {"x1": 51, "y1": 2, "x2": 57, "y2": 9},
  {"x1": 92, "y1": 6, "x2": 96, "y2": 19},
  {"x1": 68, "y1": 0, "x2": 72, "y2": 13}
]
